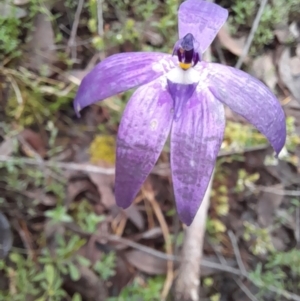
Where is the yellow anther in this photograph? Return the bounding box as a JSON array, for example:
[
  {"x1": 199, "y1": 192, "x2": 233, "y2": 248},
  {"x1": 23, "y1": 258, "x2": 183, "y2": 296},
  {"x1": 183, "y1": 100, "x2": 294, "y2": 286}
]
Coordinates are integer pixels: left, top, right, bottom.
[{"x1": 179, "y1": 62, "x2": 192, "y2": 70}]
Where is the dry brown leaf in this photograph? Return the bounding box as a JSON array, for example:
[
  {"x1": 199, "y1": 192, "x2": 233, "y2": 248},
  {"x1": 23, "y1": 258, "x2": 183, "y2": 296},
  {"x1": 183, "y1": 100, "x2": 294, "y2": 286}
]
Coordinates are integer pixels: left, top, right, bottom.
[
  {"x1": 251, "y1": 52, "x2": 278, "y2": 91},
  {"x1": 25, "y1": 189, "x2": 57, "y2": 206},
  {"x1": 88, "y1": 173, "x2": 116, "y2": 208},
  {"x1": 257, "y1": 184, "x2": 284, "y2": 227},
  {"x1": 124, "y1": 205, "x2": 145, "y2": 230},
  {"x1": 271, "y1": 228, "x2": 291, "y2": 251},
  {"x1": 124, "y1": 249, "x2": 168, "y2": 275},
  {"x1": 0, "y1": 138, "x2": 16, "y2": 156},
  {"x1": 278, "y1": 47, "x2": 300, "y2": 102},
  {"x1": 290, "y1": 56, "x2": 300, "y2": 76},
  {"x1": 217, "y1": 24, "x2": 248, "y2": 60},
  {"x1": 88, "y1": 172, "x2": 144, "y2": 230},
  {"x1": 66, "y1": 179, "x2": 98, "y2": 205},
  {"x1": 274, "y1": 24, "x2": 295, "y2": 44},
  {"x1": 137, "y1": 17, "x2": 163, "y2": 46},
  {"x1": 19, "y1": 129, "x2": 47, "y2": 158},
  {"x1": 110, "y1": 256, "x2": 134, "y2": 294}
]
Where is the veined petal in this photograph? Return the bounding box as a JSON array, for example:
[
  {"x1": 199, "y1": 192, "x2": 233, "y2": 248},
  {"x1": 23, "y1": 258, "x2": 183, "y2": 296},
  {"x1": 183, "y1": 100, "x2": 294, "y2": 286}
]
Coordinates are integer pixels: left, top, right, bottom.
[
  {"x1": 171, "y1": 88, "x2": 225, "y2": 225},
  {"x1": 167, "y1": 81, "x2": 197, "y2": 120},
  {"x1": 115, "y1": 76, "x2": 173, "y2": 209},
  {"x1": 205, "y1": 62, "x2": 286, "y2": 155},
  {"x1": 74, "y1": 52, "x2": 176, "y2": 115},
  {"x1": 178, "y1": 0, "x2": 228, "y2": 53},
  {"x1": 167, "y1": 66, "x2": 200, "y2": 120}
]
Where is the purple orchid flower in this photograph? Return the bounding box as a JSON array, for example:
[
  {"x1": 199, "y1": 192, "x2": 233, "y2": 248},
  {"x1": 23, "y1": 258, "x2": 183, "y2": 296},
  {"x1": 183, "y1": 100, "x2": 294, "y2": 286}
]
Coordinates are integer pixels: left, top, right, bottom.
[{"x1": 73, "y1": 0, "x2": 286, "y2": 225}]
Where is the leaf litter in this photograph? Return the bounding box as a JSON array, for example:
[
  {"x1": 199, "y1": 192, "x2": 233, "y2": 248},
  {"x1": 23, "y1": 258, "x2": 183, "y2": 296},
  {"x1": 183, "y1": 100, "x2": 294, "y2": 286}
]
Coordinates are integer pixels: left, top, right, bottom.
[{"x1": 0, "y1": 1, "x2": 300, "y2": 300}]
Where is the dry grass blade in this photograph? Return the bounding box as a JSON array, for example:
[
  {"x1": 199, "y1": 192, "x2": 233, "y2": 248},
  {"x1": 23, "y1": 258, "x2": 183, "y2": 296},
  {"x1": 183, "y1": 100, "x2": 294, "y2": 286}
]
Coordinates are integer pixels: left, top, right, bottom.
[
  {"x1": 142, "y1": 185, "x2": 174, "y2": 301},
  {"x1": 235, "y1": 0, "x2": 268, "y2": 69}
]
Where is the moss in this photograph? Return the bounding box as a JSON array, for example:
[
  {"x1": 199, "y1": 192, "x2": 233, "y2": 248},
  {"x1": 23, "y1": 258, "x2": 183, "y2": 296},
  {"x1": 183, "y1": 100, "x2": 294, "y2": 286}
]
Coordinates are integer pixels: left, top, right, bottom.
[{"x1": 89, "y1": 135, "x2": 116, "y2": 164}]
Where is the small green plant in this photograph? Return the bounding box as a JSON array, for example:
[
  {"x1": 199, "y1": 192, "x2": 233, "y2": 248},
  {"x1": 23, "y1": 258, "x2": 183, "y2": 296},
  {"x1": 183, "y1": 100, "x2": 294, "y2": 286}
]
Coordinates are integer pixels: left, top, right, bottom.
[
  {"x1": 235, "y1": 169, "x2": 260, "y2": 193},
  {"x1": 0, "y1": 231, "x2": 115, "y2": 300},
  {"x1": 93, "y1": 252, "x2": 116, "y2": 280},
  {"x1": 108, "y1": 276, "x2": 164, "y2": 301},
  {"x1": 0, "y1": 13, "x2": 22, "y2": 59},
  {"x1": 0, "y1": 0, "x2": 56, "y2": 60},
  {"x1": 223, "y1": 121, "x2": 266, "y2": 152},
  {"x1": 249, "y1": 248, "x2": 300, "y2": 299},
  {"x1": 243, "y1": 221, "x2": 274, "y2": 255},
  {"x1": 0, "y1": 253, "x2": 66, "y2": 301},
  {"x1": 285, "y1": 116, "x2": 300, "y2": 151},
  {"x1": 206, "y1": 217, "x2": 226, "y2": 238},
  {"x1": 211, "y1": 185, "x2": 230, "y2": 216},
  {"x1": 267, "y1": 249, "x2": 300, "y2": 276},
  {"x1": 228, "y1": 0, "x2": 300, "y2": 54},
  {"x1": 249, "y1": 263, "x2": 286, "y2": 297},
  {"x1": 45, "y1": 205, "x2": 73, "y2": 224}
]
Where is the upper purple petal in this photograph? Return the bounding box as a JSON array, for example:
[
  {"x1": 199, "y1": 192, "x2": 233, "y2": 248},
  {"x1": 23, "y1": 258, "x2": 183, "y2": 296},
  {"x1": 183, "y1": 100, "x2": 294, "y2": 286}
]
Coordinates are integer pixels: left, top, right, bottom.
[
  {"x1": 171, "y1": 88, "x2": 225, "y2": 225},
  {"x1": 178, "y1": 0, "x2": 228, "y2": 53},
  {"x1": 204, "y1": 62, "x2": 286, "y2": 155},
  {"x1": 115, "y1": 76, "x2": 173, "y2": 209},
  {"x1": 73, "y1": 52, "x2": 176, "y2": 115}
]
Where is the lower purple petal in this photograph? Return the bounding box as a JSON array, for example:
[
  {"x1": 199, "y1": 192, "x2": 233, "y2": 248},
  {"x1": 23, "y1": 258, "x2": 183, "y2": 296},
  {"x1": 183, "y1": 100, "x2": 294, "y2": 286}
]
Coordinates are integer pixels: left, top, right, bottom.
[
  {"x1": 115, "y1": 76, "x2": 173, "y2": 209},
  {"x1": 171, "y1": 88, "x2": 225, "y2": 225},
  {"x1": 205, "y1": 62, "x2": 286, "y2": 155}
]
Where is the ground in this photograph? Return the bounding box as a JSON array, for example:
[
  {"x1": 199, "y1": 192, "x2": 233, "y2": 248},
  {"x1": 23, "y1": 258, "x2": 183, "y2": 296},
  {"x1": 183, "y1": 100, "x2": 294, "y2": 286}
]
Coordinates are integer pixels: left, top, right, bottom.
[{"x1": 0, "y1": 0, "x2": 300, "y2": 300}]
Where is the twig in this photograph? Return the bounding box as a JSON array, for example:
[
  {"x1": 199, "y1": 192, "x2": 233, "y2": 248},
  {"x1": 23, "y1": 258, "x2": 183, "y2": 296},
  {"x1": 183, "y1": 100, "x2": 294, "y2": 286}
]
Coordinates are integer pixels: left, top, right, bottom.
[
  {"x1": 2, "y1": 154, "x2": 299, "y2": 196},
  {"x1": 67, "y1": 0, "x2": 85, "y2": 60},
  {"x1": 228, "y1": 230, "x2": 247, "y2": 276},
  {"x1": 247, "y1": 183, "x2": 300, "y2": 196},
  {"x1": 234, "y1": 278, "x2": 259, "y2": 301},
  {"x1": 267, "y1": 286, "x2": 300, "y2": 301},
  {"x1": 0, "y1": 155, "x2": 115, "y2": 175},
  {"x1": 235, "y1": 0, "x2": 268, "y2": 69},
  {"x1": 97, "y1": 0, "x2": 104, "y2": 36}
]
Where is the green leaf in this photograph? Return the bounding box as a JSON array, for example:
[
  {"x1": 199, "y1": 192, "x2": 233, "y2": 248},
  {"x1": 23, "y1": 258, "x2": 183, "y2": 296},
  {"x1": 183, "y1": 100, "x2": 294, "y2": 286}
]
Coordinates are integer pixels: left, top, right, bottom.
[
  {"x1": 9, "y1": 252, "x2": 21, "y2": 263},
  {"x1": 76, "y1": 255, "x2": 91, "y2": 267},
  {"x1": 45, "y1": 264, "x2": 55, "y2": 285},
  {"x1": 32, "y1": 272, "x2": 45, "y2": 282},
  {"x1": 68, "y1": 262, "x2": 80, "y2": 281},
  {"x1": 72, "y1": 293, "x2": 82, "y2": 301}
]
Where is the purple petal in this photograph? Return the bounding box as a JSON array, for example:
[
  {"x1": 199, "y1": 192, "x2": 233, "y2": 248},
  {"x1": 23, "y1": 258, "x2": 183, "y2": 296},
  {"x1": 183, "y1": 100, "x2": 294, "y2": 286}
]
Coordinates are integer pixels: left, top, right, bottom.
[
  {"x1": 205, "y1": 62, "x2": 286, "y2": 155},
  {"x1": 115, "y1": 76, "x2": 173, "y2": 209},
  {"x1": 167, "y1": 80, "x2": 197, "y2": 120},
  {"x1": 178, "y1": 0, "x2": 228, "y2": 53},
  {"x1": 171, "y1": 88, "x2": 225, "y2": 225},
  {"x1": 73, "y1": 52, "x2": 175, "y2": 115}
]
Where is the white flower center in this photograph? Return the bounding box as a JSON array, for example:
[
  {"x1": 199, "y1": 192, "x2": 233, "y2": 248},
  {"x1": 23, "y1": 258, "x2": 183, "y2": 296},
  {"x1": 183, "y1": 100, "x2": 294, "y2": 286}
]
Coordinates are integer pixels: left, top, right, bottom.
[{"x1": 166, "y1": 66, "x2": 200, "y2": 85}]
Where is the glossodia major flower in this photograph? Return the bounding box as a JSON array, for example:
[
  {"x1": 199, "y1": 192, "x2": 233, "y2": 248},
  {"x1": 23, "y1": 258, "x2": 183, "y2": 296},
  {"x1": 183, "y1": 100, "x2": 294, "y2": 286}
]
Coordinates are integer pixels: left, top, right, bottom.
[{"x1": 73, "y1": 0, "x2": 286, "y2": 226}]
